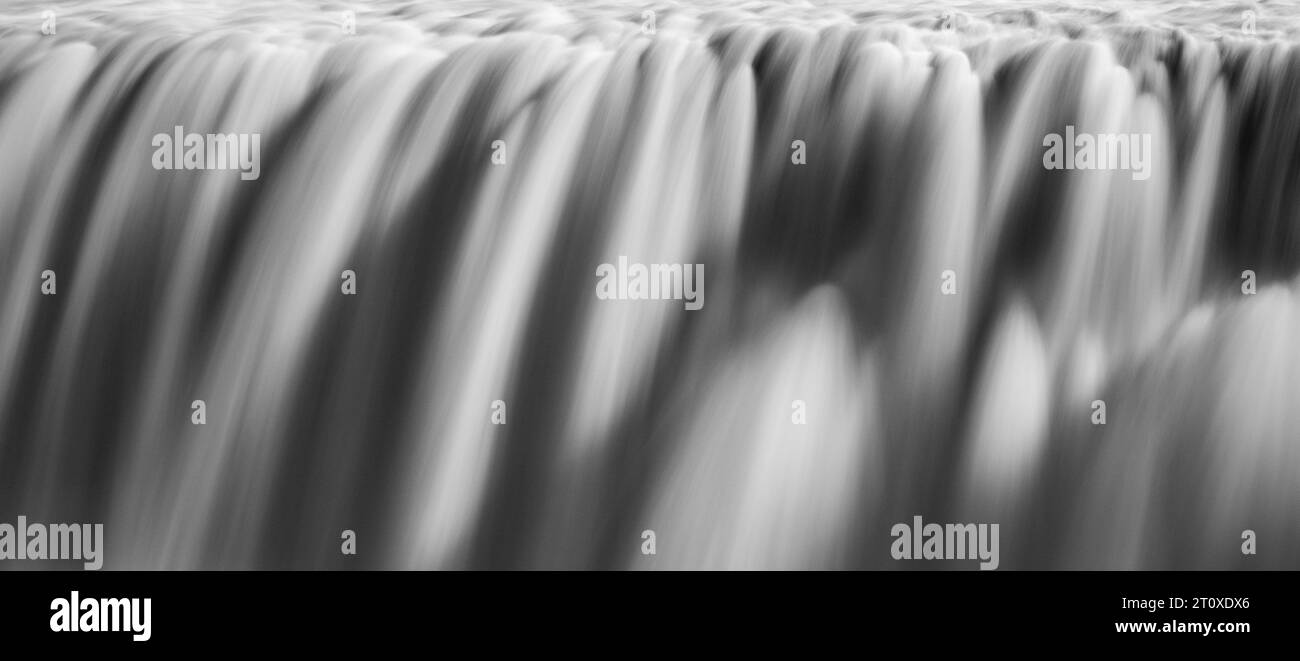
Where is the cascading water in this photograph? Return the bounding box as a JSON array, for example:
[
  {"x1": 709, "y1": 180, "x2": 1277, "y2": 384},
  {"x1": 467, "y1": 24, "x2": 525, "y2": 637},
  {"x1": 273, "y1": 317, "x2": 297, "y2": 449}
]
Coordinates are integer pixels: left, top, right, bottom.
[{"x1": 0, "y1": 0, "x2": 1296, "y2": 570}]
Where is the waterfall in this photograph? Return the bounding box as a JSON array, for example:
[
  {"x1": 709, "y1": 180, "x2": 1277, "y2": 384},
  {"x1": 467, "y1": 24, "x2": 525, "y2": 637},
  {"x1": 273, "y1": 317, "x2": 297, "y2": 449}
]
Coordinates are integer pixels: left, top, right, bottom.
[{"x1": 0, "y1": 1, "x2": 1296, "y2": 570}]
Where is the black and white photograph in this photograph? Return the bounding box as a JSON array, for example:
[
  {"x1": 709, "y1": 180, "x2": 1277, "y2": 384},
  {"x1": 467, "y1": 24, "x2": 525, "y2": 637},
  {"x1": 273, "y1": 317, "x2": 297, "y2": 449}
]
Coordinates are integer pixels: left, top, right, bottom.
[{"x1": 0, "y1": 0, "x2": 1293, "y2": 648}]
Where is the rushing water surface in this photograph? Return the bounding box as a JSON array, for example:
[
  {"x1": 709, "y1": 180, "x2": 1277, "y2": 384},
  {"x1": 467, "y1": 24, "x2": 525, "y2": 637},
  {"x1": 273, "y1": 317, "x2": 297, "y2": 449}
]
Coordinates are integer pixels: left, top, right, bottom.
[{"x1": 0, "y1": 1, "x2": 1297, "y2": 569}]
